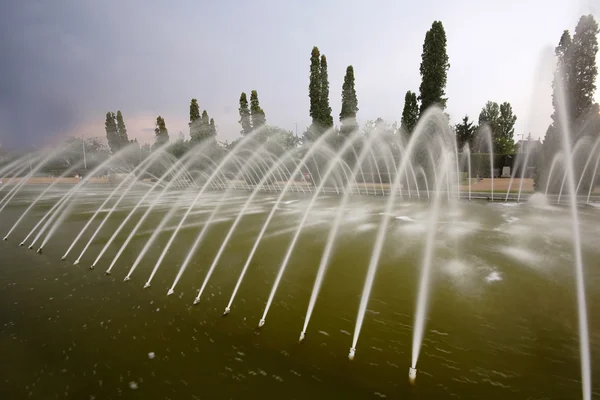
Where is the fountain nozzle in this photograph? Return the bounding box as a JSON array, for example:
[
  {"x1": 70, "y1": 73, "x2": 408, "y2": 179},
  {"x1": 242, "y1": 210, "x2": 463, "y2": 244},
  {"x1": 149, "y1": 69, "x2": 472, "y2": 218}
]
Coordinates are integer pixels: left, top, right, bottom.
[
  {"x1": 192, "y1": 297, "x2": 200, "y2": 305},
  {"x1": 348, "y1": 347, "x2": 356, "y2": 361},
  {"x1": 299, "y1": 331, "x2": 306, "y2": 343},
  {"x1": 223, "y1": 307, "x2": 230, "y2": 316},
  {"x1": 19, "y1": 242, "x2": 24, "y2": 247},
  {"x1": 143, "y1": 282, "x2": 150, "y2": 289},
  {"x1": 123, "y1": 276, "x2": 130, "y2": 282},
  {"x1": 104, "y1": 270, "x2": 110, "y2": 275},
  {"x1": 258, "y1": 319, "x2": 265, "y2": 328},
  {"x1": 167, "y1": 289, "x2": 174, "y2": 296},
  {"x1": 36, "y1": 247, "x2": 42, "y2": 254},
  {"x1": 409, "y1": 367, "x2": 417, "y2": 383},
  {"x1": 60, "y1": 256, "x2": 66, "y2": 261},
  {"x1": 3, "y1": 236, "x2": 7, "y2": 241},
  {"x1": 73, "y1": 259, "x2": 79, "y2": 265},
  {"x1": 28, "y1": 244, "x2": 33, "y2": 250}
]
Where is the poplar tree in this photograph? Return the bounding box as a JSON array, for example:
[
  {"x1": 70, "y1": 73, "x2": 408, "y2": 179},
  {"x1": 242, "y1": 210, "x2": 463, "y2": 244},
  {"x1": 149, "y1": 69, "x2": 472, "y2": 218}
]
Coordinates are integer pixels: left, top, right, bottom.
[
  {"x1": 308, "y1": 46, "x2": 322, "y2": 137},
  {"x1": 190, "y1": 98, "x2": 200, "y2": 122},
  {"x1": 238, "y1": 92, "x2": 252, "y2": 135},
  {"x1": 153, "y1": 116, "x2": 169, "y2": 148},
  {"x1": 116, "y1": 110, "x2": 129, "y2": 146},
  {"x1": 339, "y1": 65, "x2": 359, "y2": 137},
  {"x1": 104, "y1": 112, "x2": 119, "y2": 153},
  {"x1": 319, "y1": 54, "x2": 333, "y2": 128},
  {"x1": 250, "y1": 90, "x2": 266, "y2": 128},
  {"x1": 209, "y1": 118, "x2": 217, "y2": 137},
  {"x1": 400, "y1": 90, "x2": 419, "y2": 133},
  {"x1": 418, "y1": 21, "x2": 450, "y2": 114}
]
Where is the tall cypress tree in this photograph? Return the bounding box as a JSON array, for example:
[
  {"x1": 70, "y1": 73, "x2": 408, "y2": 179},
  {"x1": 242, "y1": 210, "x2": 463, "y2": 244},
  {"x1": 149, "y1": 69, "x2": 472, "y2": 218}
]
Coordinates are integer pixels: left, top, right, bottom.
[
  {"x1": 153, "y1": 116, "x2": 169, "y2": 148},
  {"x1": 308, "y1": 46, "x2": 322, "y2": 132},
  {"x1": 339, "y1": 65, "x2": 359, "y2": 137},
  {"x1": 571, "y1": 15, "x2": 599, "y2": 120},
  {"x1": 104, "y1": 112, "x2": 120, "y2": 153},
  {"x1": 190, "y1": 98, "x2": 200, "y2": 122},
  {"x1": 115, "y1": 110, "x2": 129, "y2": 146},
  {"x1": 250, "y1": 90, "x2": 266, "y2": 128},
  {"x1": 541, "y1": 31, "x2": 573, "y2": 169},
  {"x1": 198, "y1": 110, "x2": 210, "y2": 140},
  {"x1": 319, "y1": 54, "x2": 333, "y2": 128},
  {"x1": 238, "y1": 92, "x2": 252, "y2": 135},
  {"x1": 189, "y1": 98, "x2": 202, "y2": 141},
  {"x1": 209, "y1": 118, "x2": 217, "y2": 137},
  {"x1": 400, "y1": 90, "x2": 419, "y2": 133},
  {"x1": 418, "y1": 21, "x2": 450, "y2": 114}
]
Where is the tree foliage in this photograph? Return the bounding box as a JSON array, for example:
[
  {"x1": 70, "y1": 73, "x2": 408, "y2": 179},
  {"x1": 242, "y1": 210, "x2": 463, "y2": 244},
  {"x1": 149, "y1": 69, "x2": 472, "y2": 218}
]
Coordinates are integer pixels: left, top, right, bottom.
[
  {"x1": 400, "y1": 90, "x2": 419, "y2": 133},
  {"x1": 497, "y1": 102, "x2": 517, "y2": 153},
  {"x1": 209, "y1": 118, "x2": 217, "y2": 137},
  {"x1": 418, "y1": 21, "x2": 450, "y2": 114},
  {"x1": 478, "y1": 101, "x2": 516, "y2": 154},
  {"x1": 309, "y1": 46, "x2": 321, "y2": 126},
  {"x1": 153, "y1": 116, "x2": 169, "y2": 149},
  {"x1": 198, "y1": 110, "x2": 211, "y2": 140},
  {"x1": 238, "y1": 92, "x2": 252, "y2": 135},
  {"x1": 104, "y1": 112, "x2": 120, "y2": 154},
  {"x1": 339, "y1": 65, "x2": 359, "y2": 137},
  {"x1": 571, "y1": 15, "x2": 599, "y2": 119},
  {"x1": 455, "y1": 115, "x2": 475, "y2": 151},
  {"x1": 116, "y1": 110, "x2": 129, "y2": 145},
  {"x1": 250, "y1": 90, "x2": 266, "y2": 129},
  {"x1": 319, "y1": 54, "x2": 333, "y2": 129},
  {"x1": 543, "y1": 31, "x2": 573, "y2": 158},
  {"x1": 189, "y1": 99, "x2": 201, "y2": 141},
  {"x1": 190, "y1": 98, "x2": 200, "y2": 122},
  {"x1": 538, "y1": 15, "x2": 600, "y2": 192}
]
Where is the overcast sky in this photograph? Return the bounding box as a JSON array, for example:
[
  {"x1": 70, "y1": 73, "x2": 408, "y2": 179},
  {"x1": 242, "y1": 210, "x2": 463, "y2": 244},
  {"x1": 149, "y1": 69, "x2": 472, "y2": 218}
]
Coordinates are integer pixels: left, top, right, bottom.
[{"x1": 0, "y1": 0, "x2": 598, "y2": 149}]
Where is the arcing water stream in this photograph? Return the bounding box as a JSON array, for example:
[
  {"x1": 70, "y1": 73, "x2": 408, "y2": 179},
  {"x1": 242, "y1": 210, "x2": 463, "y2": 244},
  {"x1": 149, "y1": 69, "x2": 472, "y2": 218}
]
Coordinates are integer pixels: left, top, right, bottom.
[{"x1": 0, "y1": 100, "x2": 596, "y2": 398}]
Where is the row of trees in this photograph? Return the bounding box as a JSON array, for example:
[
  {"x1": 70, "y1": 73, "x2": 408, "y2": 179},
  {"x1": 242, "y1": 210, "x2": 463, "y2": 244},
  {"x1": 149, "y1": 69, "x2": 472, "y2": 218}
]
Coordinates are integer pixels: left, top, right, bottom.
[
  {"x1": 92, "y1": 15, "x2": 598, "y2": 193},
  {"x1": 304, "y1": 47, "x2": 359, "y2": 142}
]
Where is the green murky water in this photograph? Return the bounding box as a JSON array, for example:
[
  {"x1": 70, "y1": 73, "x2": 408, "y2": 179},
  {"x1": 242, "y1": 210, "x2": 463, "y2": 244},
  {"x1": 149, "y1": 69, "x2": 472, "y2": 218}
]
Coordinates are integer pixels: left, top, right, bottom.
[{"x1": 1, "y1": 185, "x2": 599, "y2": 399}]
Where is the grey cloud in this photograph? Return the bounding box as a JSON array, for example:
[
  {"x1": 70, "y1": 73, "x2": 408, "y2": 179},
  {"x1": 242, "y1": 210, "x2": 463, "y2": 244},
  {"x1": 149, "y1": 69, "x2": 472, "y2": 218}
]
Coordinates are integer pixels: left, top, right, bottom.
[{"x1": 0, "y1": 0, "x2": 591, "y2": 149}]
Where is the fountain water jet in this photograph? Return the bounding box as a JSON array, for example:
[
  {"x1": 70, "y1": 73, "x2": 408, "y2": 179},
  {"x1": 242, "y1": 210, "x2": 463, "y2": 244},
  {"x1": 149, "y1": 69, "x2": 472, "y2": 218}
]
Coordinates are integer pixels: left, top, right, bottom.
[
  {"x1": 555, "y1": 68, "x2": 591, "y2": 400},
  {"x1": 257, "y1": 130, "x2": 363, "y2": 326},
  {"x1": 557, "y1": 139, "x2": 587, "y2": 205},
  {"x1": 92, "y1": 144, "x2": 208, "y2": 271},
  {"x1": 62, "y1": 146, "x2": 171, "y2": 261},
  {"x1": 190, "y1": 148, "x2": 301, "y2": 304},
  {"x1": 349, "y1": 108, "x2": 454, "y2": 360},
  {"x1": 411, "y1": 152, "x2": 451, "y2": 374},
  {"x1": 223, "y1": 128, "x2": 354, "y2": 314},
  {"x1": 4, "y1": 159, "x2": 84, "y2": 241},
  {"x1": 101, "y1": 144, "x2": 210, "y2": 273},
  {"x1": 299, "y1": 127, "x2": 384, "y2": 339},
  {"x1": 25, "y1": 145, "x2": 140, "y2": 251},
  {"x1": 161, "y1": 134, "x2": 277, "y2": 295},
  {"x1": 474, "y1": 125, "x2": 494, "y2": 201}
]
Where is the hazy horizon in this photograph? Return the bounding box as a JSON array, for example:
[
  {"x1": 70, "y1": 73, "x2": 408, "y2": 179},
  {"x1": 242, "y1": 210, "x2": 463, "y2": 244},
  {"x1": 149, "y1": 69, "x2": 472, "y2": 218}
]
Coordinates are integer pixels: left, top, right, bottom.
[{"x1": 1, "y1": 0, "x2": 598, "y2": 149}]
